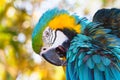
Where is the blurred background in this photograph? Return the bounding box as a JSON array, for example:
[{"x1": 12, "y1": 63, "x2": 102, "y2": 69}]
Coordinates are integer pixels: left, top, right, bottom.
[{"x1": 0, "y1": 0, "x2": 120, "y2": 80}]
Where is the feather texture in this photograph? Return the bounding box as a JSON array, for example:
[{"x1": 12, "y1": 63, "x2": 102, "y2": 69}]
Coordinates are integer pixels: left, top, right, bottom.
[{"x1": 66, "y1": 16, "x2": 120, "y2": 80}]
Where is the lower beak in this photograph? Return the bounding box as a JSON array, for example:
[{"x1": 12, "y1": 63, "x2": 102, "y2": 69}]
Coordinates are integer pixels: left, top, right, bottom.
[{"x1": 41, "y1": 48, "x2": 66, "y2": 66}]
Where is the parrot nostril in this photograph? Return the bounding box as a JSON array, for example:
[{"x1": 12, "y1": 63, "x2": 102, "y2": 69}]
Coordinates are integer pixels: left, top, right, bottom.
[
  {"x1": 41, "y1": 47, "x2": 47, "y2": 51},
  {"x1": 43, "y1": 48, "x2": 46, "y2": 50}
]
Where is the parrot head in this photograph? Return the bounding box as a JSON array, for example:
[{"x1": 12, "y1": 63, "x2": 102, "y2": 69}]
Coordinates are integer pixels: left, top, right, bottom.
[{"x1": 32, "y1": 8, "x2": 81, "y2": 66}]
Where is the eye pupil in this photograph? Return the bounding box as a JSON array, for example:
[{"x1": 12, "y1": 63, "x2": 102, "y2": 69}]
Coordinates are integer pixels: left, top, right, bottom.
[{"x1": 46, "y1": 32, "x2": 49, "y2": 36}]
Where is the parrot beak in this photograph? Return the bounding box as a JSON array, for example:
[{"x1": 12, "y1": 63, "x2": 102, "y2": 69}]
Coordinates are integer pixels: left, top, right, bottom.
[
  {"x1": 41, "y1": 47, "x2": 66, "y2": 66},
  {"x1": 40, "y1": 40, "x2": 70, "y2": 66}
]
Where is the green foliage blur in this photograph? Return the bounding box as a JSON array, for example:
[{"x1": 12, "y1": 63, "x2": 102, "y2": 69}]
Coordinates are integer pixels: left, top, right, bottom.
[{"x1": 0, "y1": 0, "x2": 119, "y2": 80}]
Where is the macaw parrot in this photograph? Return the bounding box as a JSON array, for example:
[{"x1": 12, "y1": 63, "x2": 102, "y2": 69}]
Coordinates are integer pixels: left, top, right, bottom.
[{"x1": 32, "y1": 8, "x2": 120, "y2": 80}]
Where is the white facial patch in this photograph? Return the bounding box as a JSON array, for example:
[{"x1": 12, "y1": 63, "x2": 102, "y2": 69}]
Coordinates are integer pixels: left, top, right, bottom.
[
  {"x1": 42, "y1": 27, "x2": 68, "y2": 51},
  {"x1": 42, "y1": 27, "x2": 56, "y2": 47},
  {"x1": 51, "y1": 30, "x2": 68, "y2": 48}
]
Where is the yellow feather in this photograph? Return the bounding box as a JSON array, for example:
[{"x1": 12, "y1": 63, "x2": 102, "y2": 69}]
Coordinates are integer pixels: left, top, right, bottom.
[{"x1": 48, "y1": 14, "x2": 81, "y2": 33}]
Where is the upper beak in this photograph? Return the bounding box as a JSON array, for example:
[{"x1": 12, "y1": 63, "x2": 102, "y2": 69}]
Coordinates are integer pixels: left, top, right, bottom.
[{"x1": 40, "y1": 47, "x2": 66, "y2": 66}]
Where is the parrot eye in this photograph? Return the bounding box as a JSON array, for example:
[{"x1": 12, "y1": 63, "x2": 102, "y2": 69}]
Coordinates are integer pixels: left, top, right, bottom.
[
  {"x1": 42, "y1": 27, "x2": 56, "y2": 46},
  {"x1": 45, "y1": 31, "x2": 50, "y2": 37}
]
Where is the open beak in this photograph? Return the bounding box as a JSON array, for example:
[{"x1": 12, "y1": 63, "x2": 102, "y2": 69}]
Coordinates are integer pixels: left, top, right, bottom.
[
  {"x1": 41, "y1": 47, "x2": 66, "y2": 66},
  {"x1": 40, "y1": 46, "x2": 67, "y2": 66}
]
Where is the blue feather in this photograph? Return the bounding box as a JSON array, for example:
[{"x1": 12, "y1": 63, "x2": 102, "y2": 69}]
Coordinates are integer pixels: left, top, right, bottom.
[
  {"x1": 83, "y1": 64, "x2": 89, "y2": 80},
  {"x1": 96, "y1": 62, "x2": 106, "y2": 71},
  {"x1": 112, "y1": 47, "x2": 120, "y2": 55},
  {"x1": 110, "y1": 66, "x2": 120, "y2": 80},
  {"x1": 94, "y1": 67, "x2": 104, "y2": 80},
  {"x1": 67, "y1": 51, "x2": 72, "y2": 58},
  {"x1": 66, "y1": 66, "x2": 71, "y2": 80},
  {"x1": 101, "y1": 29, "x2": 111, "y2": 33},
  {"x1": 87, "y1": 50, "x2": 94, "y2": 54},
  {"x1": 105, "y1": 68, "x2": 111, "y2": 80},
  {"x1": 92, "y1": 55, "x2": 101, "y2": 64},
  {"x1": 78, "y1": 52, "x2": 85, "y2": 66},
  {"x1": 67, "y1": 63, "x2": 74, "y2": 80},
  {"x1": 78, "y1": 64, "x2": 84, "y2": 80},
  {"x1": 101, "y1": 56, "x2": 111, "y2": 66},
  {"x1": 86, "y1": 57, "x2": 95, "y2": 69},
  {"x1": 69, "y1": 44, "x2": 76, "y2": 51},
  {"x1": 69, "y1": 53, "x2": 77, "y2": 63},
  {"x1": 72, "y1": 48, "x2": 78, "y2": 54}
]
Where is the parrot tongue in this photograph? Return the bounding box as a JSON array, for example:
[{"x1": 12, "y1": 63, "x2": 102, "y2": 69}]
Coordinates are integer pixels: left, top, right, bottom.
[
  {"x1": 41, "y1": 48, "x2": 66, "y2": 66},
  {"x1": 55, "y1": 46, "x2": 66, "y2": 57}
]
